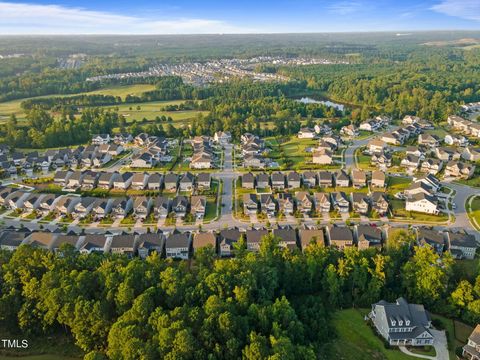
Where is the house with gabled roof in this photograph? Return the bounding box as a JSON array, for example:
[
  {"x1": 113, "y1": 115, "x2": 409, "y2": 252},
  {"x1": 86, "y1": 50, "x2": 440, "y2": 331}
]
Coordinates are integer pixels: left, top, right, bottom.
[
  {"x1": 314, "y1": 192, "x2": 331, "y2": 213},
  {"x1": 260, "y1": 194, "x2": 276, "y2": 218},
  {"x1": 219, "y1": 228, "x2": 242, "y2": 257},
  {"x1": 73, "y1": 197, "x2": 96, "y2": 219},
  {"x1": 302, "y1": 171, "x2": 317, "y2": 188},
  {"x1": 80, "y1": 234, "x2": 107, "y2": 254},
  {"x1": 113, "y1": 172, "x2": 133, "y2": 190},
  {"x1": 153, "y1": 196, "x2": 171, "y2": 219},
  {"x1": 287, "y1": 171, "x2": 301, "y2": 189},
  {"x1": 110, "y1": 234, "x2": 136, "y2": 256},
  {"x1": 371, "y1": 170, "x2": 386, "y2": 188},
  {"x1": 331, "y1": 192, "x2": 350, "y2": 213},
  {"x1": 327, "y1": 225, "x2": 354, "y2": 249},
  {"x1": 356, "y1": 224, "x2": 382, "y2": 250},
  {"x1": 197, "y1": 173, "x2": 211, "y2": 190},
  {"x1": 133, "y1": 196, "x2": 152, "y2": 219},
  {"x1": 98, "y1": 171, "x2": 118, "y2": 189},
  {"x1": 243, "y1": 194, "x2": 258, "y2": 215},
  {"x1": 137, "y1": 233, "x2": 165, "y2": 259},
  {"x1": 147, "y1": 173, "x2": 163, "y2": 190},
  {"x1": 179, "y1": 172, "x2": 195, "y2": 192},
  {"x1": 406, "y1": 193, "x2": 439, "y2": 215},
  {"x1": 299, "y1": 226, "x2": 325, "y2": 251},
  {"x1": 369, "y1": 297, "x2": 433, "y2": 346},
  {"x1": 111, "y1": 197, "x2": 133, "y2": 218},
  {"x1": 351, "y1": 192, "x2": 370, "y2": 215},
  {"x1": 271, "y1": 172, "x2": 285, "y2": 190},
  {"x1": 54, "y1": 170, "x2": 73, "y2": 187},
  {"x1": 371, "y1": 192, "x2": 389, "y2": 215},
  {"x1": 172, "y1": 196, "x2": 189, "y2": 217},
  {"x1": 27, "y1": 231, "x2": 57, "y2": 250},
  {"x1": 246, "y1": 228, "x2": 269, "y2": 252},
  {"x1": 0, "y1": 229, "x2": 31, "y2": 251},
  {"x1": 295, "y1": 191, "x2": 313, "y2": 214},
  {"x1": 335, "y1": 170, "x2": 350, "y2": 187},
  {"x1": 256, "y1": 172, "x2": 270, "y2": 189},
  {"x1": 191, "y1": 195, "x2": 207, "y2": 219},
  {"x1": 277, "y1": 193, "x2": 294, "y2": 215},
  {"x1": 241, "y1": 172, "x2": 256, "y2": 189},
  {"x1": 165, "y1": 231, "x2": 192, "y2": 259},
  {"x1": 351, "y1": 169, "x2": 367, "y2": 188},
  {"x1": 131, "y1": 172, "x2": 149, "y2": 190},
  {"x1": 193, "y1": 231, "x2": 217, "y2": 253},
  {"x1": 91, "y1": 198, "x2": 112, "y2": 220},
  {"x1": 164, "y1": 173, "x2": 178, "y2": 191}
]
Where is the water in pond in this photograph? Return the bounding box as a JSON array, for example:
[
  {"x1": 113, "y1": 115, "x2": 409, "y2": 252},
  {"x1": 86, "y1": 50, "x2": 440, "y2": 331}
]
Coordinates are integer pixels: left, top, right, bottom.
[{"x1": 296, "y1": 97, "x2": 345, "y2": 111}]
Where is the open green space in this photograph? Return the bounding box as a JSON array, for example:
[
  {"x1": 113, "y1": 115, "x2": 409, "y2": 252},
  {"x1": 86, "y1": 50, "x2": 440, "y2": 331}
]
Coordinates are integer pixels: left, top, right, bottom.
[
  {"x1": 0, "y1": 84, "x2": 157, "y2": 123},
  {"x1": 331, "y1": 308, "x2": 412, "y2": 360},
  {"x1": 466, "y1": 195, "x2": 480, "y2": 230}
]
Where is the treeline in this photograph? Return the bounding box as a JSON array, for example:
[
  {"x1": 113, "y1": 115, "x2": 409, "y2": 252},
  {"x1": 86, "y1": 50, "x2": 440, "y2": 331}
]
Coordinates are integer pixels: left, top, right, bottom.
[
  {"x1": 1, "y1": 108, "x2": 122, "y2": 148},
  {"x1": 187, "y1": 96, "x2": 341, "y2": 140},
  {"x1": 284, "y1": 48, "x2": 480, "y2": 121},
  {"x1": 0, "y1": 231, "x2": 479, "y2": 360},
  {"x1": 20, "y1": 77, "x2": 307, "y2": 111}
]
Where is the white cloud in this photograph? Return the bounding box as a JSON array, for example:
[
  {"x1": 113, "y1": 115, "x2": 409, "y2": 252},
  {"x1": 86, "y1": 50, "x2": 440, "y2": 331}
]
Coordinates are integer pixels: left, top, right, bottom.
[
  {"x1": 431, "y1": 0, "x2": 480, "y2": 21},
  {"x1": 327, "y1": 1, "x2": 362, "y2": 15},
  {"x1": 0, "y1": 1, "x2": 254, "y2": 34}
]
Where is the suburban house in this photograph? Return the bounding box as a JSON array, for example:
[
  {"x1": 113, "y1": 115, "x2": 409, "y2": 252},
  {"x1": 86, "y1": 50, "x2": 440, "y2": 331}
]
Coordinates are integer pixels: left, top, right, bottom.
[
  {"x1": 371, "y1": 192, "x2": 389, "y2": 215},
  {"x1": 79, "y1": 234, "x2": 106, "y2": 254},
  {"x1": 298, "y1": 127, "x2": 316, "y2": 139},
  {"x1": 66, "y1": 170, "x2": 85, "y2": 189},
  {"x1": 277, "y1": 193, "x2": 294, "y2": 215},
  {"x1": 54, "y1": 170, "x2": 73, "y2": 187},
  {"x1": 137, "y1": 233, "x2": 165, "y2": 259},
  {"x1": 368, "y1": 139, "x2": 387, "y2": 153},
  {"x1": 351, "y1": 169, "x2": 367, "y2": 188},
  {"x1": 444, "y1": 161, "x2": 475, "y2": 179},
  {"x1": 256, "y1": 173, "x2": 270, "y2": 189},
  {"x1": 164, "y1": 173, "x2": 178, "y2": 191},
  {"x1": 0, "y1": 230, "x2": 30, "y2": 251},
  {"x1": 413, "y1": 174, "x2": 441, "y2": 193},
  {"x1": 298, "y1": 226, "x2": 325, "y2": 250},
  {"x1": 314, "y1": 192, "x2": 331, "y2": 213},
  {"x1": 214, "y1": 131, "x2": 232, "y2": 145},
  {"x1": 38, "y1": 194, "x2": 59, "y2": 216},
  {"x1": 165, "y1": 231, "x2": 192, "y2": 259},
  {"x1": 246, "y1": 229, "x2": 269, "y2": 252},
  {"x1": 91, "y1": 198, "x2": 112, "y2": 220},
  {"x1": 417, "y1": 227, "x2": 445, "y2": 254},
  {"x1": 271, "y1": 172, "x2": 286, "y2": 190},
  {"x1": 131, "y1": 152, "x2": 154, "y2": 168},
  {"x1": 447, "y1": 231, "x2": 478, "y2": 260},
  {"x1": 113, "y1": 172, "x2": 134, "y2": 190},
  {"x1": 260, "y1": 194, "x2": 276, "y2": 218},
  {"x1": 55, "y1": 196, "x2": 80, "y2": 216},
  {"x1": 463, "y1": 325, "x2": 480, "y2": 360},
  {"x1": 109, "y1": 234, "x2": 136, "y2": 256},
  {"x1": 351, "y1": 192, "x2": 370, "y2": 215},
  {"x1": 171, "y1": 196, "x2": 189, "y2": 218},
  {"x1": 131, "y1": 172, "x2": 149, "y2": 190},
  {"x1": 153, "y1": 196, "x2": 171, "y2": 219},
  {"x1": 369, "y1": 297, "x2": 433, "y2": 347},
  {"x1": 371, "y1": 170, "x2": 386, "y2": 188},
  {"x1": 318, "y1": 171, "x2": 333, "y2": 187},
  {"x1": 133, "y1": 196, "x2": 152, "y2": 219},
  {"x1": 340, "y1": 124, "x2": 357, "y2": 137},
  {"x1": 28, "y1": 231, "x2": 56, "y2": 250},
  {"x1": 312, "y1": 148, "x2": 333, "y2": 165},
  {"x1": 147, "y1": 173, "x2": 163, "y2": 190},
  {"x1": 197, "y1": 173, "x2": 211, "y2": 190},
  {"x1": 98, "y1": 172, "x2": 118, "y2": 190},
  {"x1": 287, "y1": 171, "x2": 301, "y2": 189},
  {"x1": 401, "y1": 154, "x2": 420, "y2": 172},
  {"x1": 51, "y1": 234, "x2": 81, "y2": 252},
  {"x1": 302, "y1": 171, "x2": 317, "y2": 188},
  {"x1": 420, "y1": 158, "x2": 443, "y2": 175},
  {"x1": 327, "y1": 225, "x2": 354, "y2": 249},
  {"x1": 23, "y1": 193, "x2": 44, "y2": 213},
  {"x1": 356, "y1": 224, "x2": 383, "y2": 249},
  {"x1": 190, "y1": 195, "x2": 207, "y2": 219},
  {"x1": 81, "y1": 171, "x2": 100, "y2": 190},
  {"x1": 406, "y1": 193, "x2": 439, "y2": 215},
  {"x1": 73, "y1": 197, "x2": 96, "y2": 219},
  {"x1": 418, "y1": 133, "x2": 439, "y2": 147},
  {"x1": 218, "y1": 228, "x2": 242, "y2": 257},
  {"x1": 243, "y1": 194, "x2": 258, "y2": 215},
  {"x1": 405, "y1": 181, "x2": 435, "y2": 197},
  {"x1": 462, "y1": 147, "x2": 480, "y2": 162},
  {"x1": 273, "y1": 226, "x2": 298, "y2": 250},
  {"x1": 242, "y1": 172, "x2": 256, "y2": 189},
  {"x1": 193, "y1": 231, "x2": 217, "y2": 253},
  {"x1": 331, "y1": 192, "x2": 350, "y2": 213},
  {"x1": 111, "y1": 197, "x2": 133, "y2": 218},
  {"x1": 335, "y1": 170, "x2": 350, "y2": 187},
  {"x1": 190, "y1": 152, "x2": 213, "y2": 169},
  {"x1": 295, "y1": 191, "x2": 313, "y2": 214},
  {"x1": 179, "y1": 172, "x2": 195, "y2": 192},
  {"x1": 91, "y1": 134, "x2": 110, "y2": 145}
]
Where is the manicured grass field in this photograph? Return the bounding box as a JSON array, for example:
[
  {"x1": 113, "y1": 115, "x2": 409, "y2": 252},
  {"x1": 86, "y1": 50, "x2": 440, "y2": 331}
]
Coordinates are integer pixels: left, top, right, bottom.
[
  {"x1": 386, "y1": 176, "x2": 412, "y2": 194},
  {"x1": 331, "y1": 308, "x2": 412, "y2": 360},
  {"x1": 0, "y1": 84, "x2": 157, "y2": 123},
  {"x1": 466, "y1": 196, "x2": 480, "y2": 230}
]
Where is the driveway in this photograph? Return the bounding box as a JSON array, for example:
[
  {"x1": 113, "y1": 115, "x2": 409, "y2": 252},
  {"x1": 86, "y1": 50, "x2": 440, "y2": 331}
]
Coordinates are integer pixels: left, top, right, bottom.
[{"x1": 398, "y1": 329, "x2": 448, "y2": 360}]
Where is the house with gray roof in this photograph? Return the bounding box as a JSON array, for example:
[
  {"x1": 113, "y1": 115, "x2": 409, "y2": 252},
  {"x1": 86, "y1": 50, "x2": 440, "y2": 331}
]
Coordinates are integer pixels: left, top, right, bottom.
[
  {"x1": 165, "y1": 231, "x2": 192, "y2": 259},
  {"x1": 137, "y1": 233, "x2": 165, "y2": 259},
  {"x1": 369, "y1": 297, "x2": 433, "y2": 346},
  {"x1": 447, "y1": 231, "x2": 478, "y2": 260},
  {"x1": 246, "y1": 229, "x2": 269, "y2": 252}
]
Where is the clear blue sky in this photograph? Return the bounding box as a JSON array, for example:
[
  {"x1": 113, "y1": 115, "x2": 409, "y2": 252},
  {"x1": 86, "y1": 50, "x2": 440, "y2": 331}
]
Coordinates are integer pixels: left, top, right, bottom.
[{"x1": 0, "y1": 0, "x2": 479, "y2": 34}]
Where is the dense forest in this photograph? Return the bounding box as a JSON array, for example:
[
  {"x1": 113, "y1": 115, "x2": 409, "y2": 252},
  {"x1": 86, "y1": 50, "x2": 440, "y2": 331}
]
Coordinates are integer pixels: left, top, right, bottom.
[{"x1": 0, "y1": 232, "x2": 479, "y2": 359}]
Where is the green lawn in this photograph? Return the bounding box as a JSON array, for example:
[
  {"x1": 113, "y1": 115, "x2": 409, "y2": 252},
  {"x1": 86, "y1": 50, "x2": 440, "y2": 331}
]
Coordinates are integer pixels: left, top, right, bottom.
[
  {"x1": 0, "y1": 84, "x2": 157, "y2": 123},
  {"x1": 466, "y1": 196, "x2": 480, "y2": 230},
  {"x1": 331, "y1": 308, "x2": 413, "y2": 360},
  {"x1": 386, "y1": 176, "x2": 411, "y2": 194}
]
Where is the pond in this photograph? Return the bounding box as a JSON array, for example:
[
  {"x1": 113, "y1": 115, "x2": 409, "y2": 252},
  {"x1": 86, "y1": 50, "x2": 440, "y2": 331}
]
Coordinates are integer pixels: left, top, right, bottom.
[{"x1": 296, "y1": 97, "x2": 345, "y2": 111}]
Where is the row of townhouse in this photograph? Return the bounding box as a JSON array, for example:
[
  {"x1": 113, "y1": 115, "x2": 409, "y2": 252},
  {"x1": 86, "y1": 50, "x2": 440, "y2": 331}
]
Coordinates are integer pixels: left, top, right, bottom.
[
  {"x1": 297, "y1": 124, "x2": 334, "y2": 139},
  {"x1": 189, "y1": 136, "x2": 217, "y2": 169},
  {"x1": 54, "y1": 169, "x2": 211, "y2": 192},
  {"x1": 414, "y1": 226, "x2": 478, "y2": 260},
  {"x1": 0, "y1": 186, "x2": 207, "y2": 221},
  {"x1": 243, "y1": 190, "x2": 389, "y2": 217},
  {"x1": 241, "y1": 133, "x2": 271, "y2": 169},
  {"x1": 447, "y1": 115, "x2": 480, "y2": 138},
  {"x1": 0, "y1": 143, "x2": 122, "y2": 175},
  {"x1": 381, "y1": 122, "x2": 426, "y2": 145},
  {"x1": 358, "y1": 115, "x2": 391, "y2": 132},
  {"x1": 241, "y1": 169, "x2": 386, "y2": 190},
  {"x1": 404, "y1": 174, "x2": 441, "y2": 214},
  {"x1": 130, "y1": 137, "x2": 172, "y2": 168}
]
